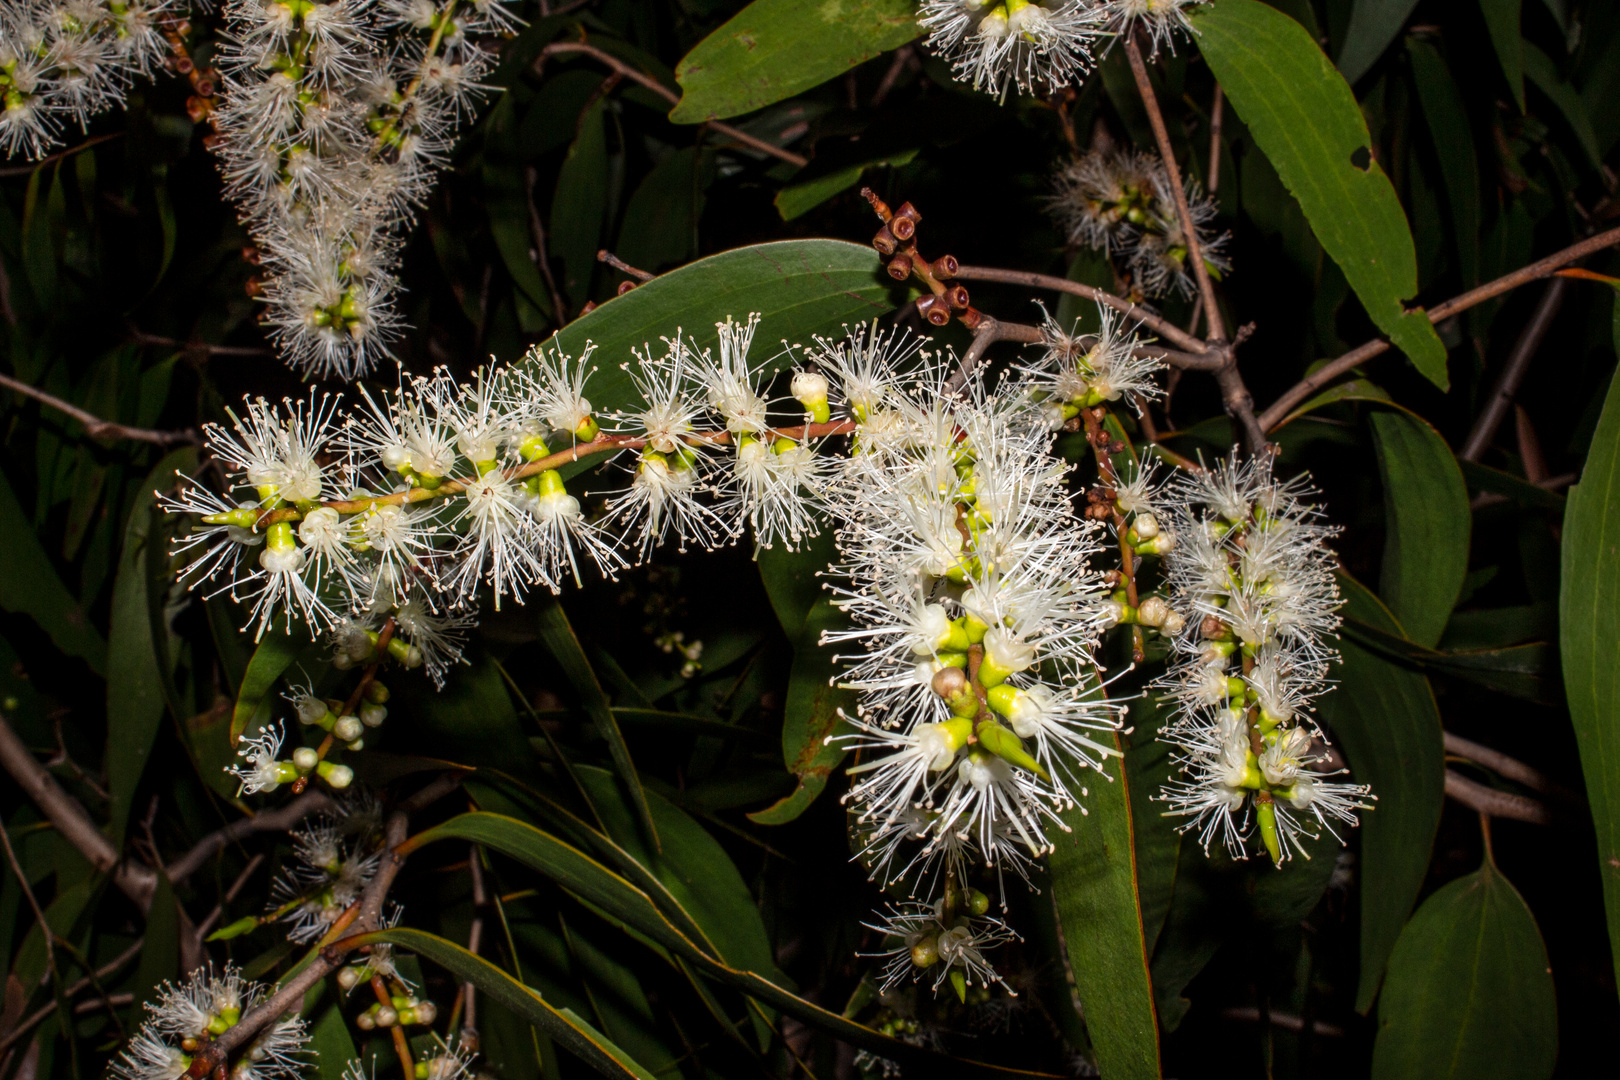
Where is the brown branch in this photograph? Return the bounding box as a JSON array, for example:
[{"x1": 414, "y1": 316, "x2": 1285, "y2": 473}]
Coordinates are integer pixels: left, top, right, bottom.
[
  {"x1": 1444, "y1": 769, "x2": 1551, "y2": 824},
  {"x1": 946, "y1": 316, "x2": 1045, "y2": 390},
  {"x1": 951, "y1": 266, "x2": 1208, "y2": 354},
  {"x1": 1207, "y1": 85, "x2": 1224, "y2": 196},
  {"x1": 192, "y1": 853, "x2": 268, "y2": 945},
  {"x1": 166, "y1": 793, "x2": 331, "y2": 885},
  {"x1": 0, "y1": 819, "x2": 57, "y2": 980},
  {"x1": 0, "y1": 713, "x2": 157, "y2": 908},
  {"x1": 0, "y1": 372, "x2": 197, "y2": 446},
  {"x1": 126, "y1": 332, "x2": 273, "y2": 359},
  {"x1": 1443, "y1": 732, "x2": 1582, "y2": 806},
  {"x1": 524, "y1": 165, "x2": 570, "y2": 323},
  {"x1": 1124, "y1": 37, "x2": 1226, "y2": 343},
  {"x1": 1258, "y1": 224, "x2": 1620, "y2": 431},
  {"x1": 0, "y1": 939, "x2": 145, "y2": 1055},
  {"x1": 597, "y1": 249, "x2": 655, "y2": 282},
  {"x1": 538, "y1": 42, "x2": 808, "y2": 168},
  {"x1": 1459, "y1": 279, "x2": 1567, "y2": 461},
  {"x1": 0, "y1": 133, "x2": 122, "y2": 178}
]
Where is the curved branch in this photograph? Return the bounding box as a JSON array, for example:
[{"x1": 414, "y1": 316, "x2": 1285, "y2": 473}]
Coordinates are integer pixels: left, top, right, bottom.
[
  {"x1": 0, "y1": 372, "x2": 197, "y2": 446},
  {"x1": 538, "y1": 42, "x2": 808, "y2": 168},
  {"x1": 950, "y1": 266, "x2": 1208, "y2": 353},
  {"x1": 1258, "y1": 224, "x2": 1620, "y2": 431},
  {"x1": 1443, "y1": 769, "x2": 1551, "y2": 825},
  {"x1": 166, "y1": 793, "x2": 332, "y2": 885},
  {"x1": 946, "y1": 316, "x2": 1044, "y2": 390}
]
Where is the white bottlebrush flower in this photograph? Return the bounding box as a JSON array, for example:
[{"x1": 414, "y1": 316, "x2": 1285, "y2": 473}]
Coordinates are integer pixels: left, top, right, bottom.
[
  {"x1": 1019, "y1": 302, "x2": 1164, "y2": 416},
  {"x1": 698, "y1": 314, "x2": 771, "y2": 435},
  {"x1": 919, "y1": 0, "x2": 1107, "y2": 99},
  {"x1": 863, "y1": 900, "x2": 1019, "y2": 996},
  {"x1": 114, "y1": 966, "x2": 307, "y2": 1080},
  {"x1": 514, "y1": 340, "x2": 599, "y2": 441},
  {"x1": 391, "y1": 591, "x2": 473, "y2": 685},
  {"x1": 1102, "y1": 0, "x2": 1207, "y2": 57},
  {"x1": 228, "y1": 723, "x2": 296, "y2": 796}
]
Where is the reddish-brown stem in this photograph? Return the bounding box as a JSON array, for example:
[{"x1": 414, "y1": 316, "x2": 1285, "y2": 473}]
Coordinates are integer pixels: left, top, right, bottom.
[
  {"x1": 953, "y1": 266, "x2": 1209, "y2": 355},
  {"x1": 1258, "y1": 223, "x2": 1620, "y2": 430},
  {"x1": 0, "y1": 372, "x2": 196, "y2": 446},
  {"x1": 1123, "y1": 37, "x2": 1226, "y2": 343},
  {"x1": 1207, "y1": 85, "x2": 1225, "y2": 195},
  {"x1": 372, "y1": 975, "x2": 415, "y2": 1077},
  {"x1": 1081, "y1": 408, "x2": 1145, "y2": 662}
]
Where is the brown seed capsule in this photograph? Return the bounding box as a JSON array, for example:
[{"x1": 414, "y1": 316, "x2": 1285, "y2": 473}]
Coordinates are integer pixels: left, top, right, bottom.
[
  {"x1": 194, "y1": 78, "x2": 215, "y2": 98},
  {"x1": 946, "y1": 284, "x2": 970, "y2": 310},
  {"x1": 933, "y1": 253, "x2": 959, "y2": 279},
  {"x1": 617, "y1": 280, "x2": 637, "y2": 295},
  {"x1": 917, "y1": 295, "x2": 952, "y2": 326},
  {"x1": 891, "y1": 202, "x2": 921, "y2": 240},
  {"x1": 958, "y1": 306, "x2": 985, "y2": 330},
  {"x1": 242, "y1": 246, "x2": 262, "y2": 265},
  {"x1": 175, "y1": 55, "x2": 193, "y2": 75},
  {"x1": 886, "y1": 253, "x2": 913, "y2": 280},
  {"x1": 244, "y1": 276, "x2": 264, "y2": 297},
  {"x1": 579, "y1": 300, "x2": 598, "y2": 317},
  {"x1": 1200, "y1": 614, "x2": 1226, "y2": 639},
  {"x1": 871, "y1": 226, "x2": 898, "y2": 256}
]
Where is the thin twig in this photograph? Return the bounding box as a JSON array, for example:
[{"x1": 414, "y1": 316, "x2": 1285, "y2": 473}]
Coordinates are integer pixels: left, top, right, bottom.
[
  {"x1": 0, "y1": 372, "x2": 196, "y2": 446},
  {"x1": 1207, "y1": 84, "x2": 1224, "y2": 196},
  {"x1": 0, "y1": 714, "x2": 157, "y2": 908},
  {"x1": 1123, "y1": 37, "x2": 1225, "y2": 342},
  {"x1": 597, "y1": 249, "x2": 654, "y2": 282},
  {"x1": 0, "y1": 940, "x2": 144, "y2": 1055},
  {"x1": 127, "y1": 332, "x2": 274, "y2": 358},
  {"x1": 951, "y1": 266, "x2": 1209, "y2": 354},
  {"x1": 1258, "y1": 224, "x2": 1620, "y2": 430},
  {"x1": 538, "y1": 42, "x2": 808, "y2": 168},
  {"x1": 1444, "y1": 769, "x2": 1551, "y2": 824},
  {"x1": 0, "y1": 134, "x2": 121, "y2": 178},
  {"x1": 1459, "y1": 279, "x2": 1568, "y2": 461},
  {"x1": 0, "y1": 820, "x2": 56, "y2": 980},
  {"x1": 193, "y1": 853, "x2": 268, "y2": 942},
  {"x1": 1443, "y1": 732, "x2": 1580, "y2": 805},
  {"x1": 946, "y1": 317, "x2": 1045, "y2": 390},
  {"x1": 869, "y1": 46, "x2": 914, "y2": 109},
  {"x1": 166, "y1": 793, "x2": 331, "y2": 885},
  {"x1": 525, "y1": 164, "x2": 570, "y2": 323}
]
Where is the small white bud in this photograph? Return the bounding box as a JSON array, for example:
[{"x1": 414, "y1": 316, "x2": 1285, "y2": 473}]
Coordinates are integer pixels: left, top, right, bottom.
[
  {"x1": 292, "y1": 747, "x2": 319, "y2": 772},
  {"x1": 375, "y1": 1007, "x2": 398, "y2": 1028},
  {"x1": 412, "y1": 1000, "x2": 437, "y2": 1024},
  {"x1": 323, "y1": 764, "x2": 354, "y2": 790},
  {"x1": 334, "y1": 715, "x2": 363, "y2": 742},
  {"x1": 360, "y1": 702, "x2": 387, "y2": 727},
  {"x1": 1133, "y1": 512, "x2": 1160, "y2": 539},
  {"x1": 1137, "y1": 596, "x2": 1172, "y2": 628}
]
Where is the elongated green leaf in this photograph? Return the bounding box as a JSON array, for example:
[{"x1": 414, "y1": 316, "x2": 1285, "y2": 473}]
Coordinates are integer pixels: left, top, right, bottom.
[
  {"x1": 1369, "y1": 409, "x2": 1470, "y2": 648},
  {"x1": 1458, "y1": 458, "x2": 1566, "y2": 510},
  {"x1": 107, "y1": 449, "x2": 192, "y2": 846},
  {"x1": 1524, "y1": 42, "x2": 1602, "y2": 170},
  {"x1": 537, "y1": 601, "x2": 659, "y2": 850},
  {"x1": 1561, "y1": 362, "x2": 1620, "y2": 990},
  {"x1": 537, "y1": 240, "x2": 894, "y2": 427},
  {"x1": 1336, "y1": 0, "x2": 1419, "y2": 84},
  {"x1": 361, "y1": 929, "x2": 659, "y2": 1079},
  {"x1": 230, "y1": 629, "x2": 303, "y2": 744},
  {"x1": 0, "y1": 467, "x2": 106, "y2": 673},
  {"x1": 410, "y1": 813, "x2": 1042, "y2": 1077},
  {"x1": 775, "y1": 150, "x2": 918, "y2": 221},
  {"x1": 308, "y1": 1001, "x2": 358, "y2": 1080},
  {"x1": 1193, "y1": 0, "x2": 1449, "y2": 387},
  {"x1": 1048, "y1": 732, "x2": 1161, "y2": 1080},
  {"x1": 485, "y1": 163, "x2": 556, "y2": 321},
  {"x1": 1477, "y1": 0, "x2": 1524, "y2": 111},
  {"x1": 1277, "y1": 378, "x2": 1391, "y2": 428},
  {"x1": 549, "y1": 98, "x2": 608, "y2": 310},
  {"x1": 1321, "y1": 574, "x2": 1444, "y2": 1012},
  {"x1": 616, "y1": 147, "x2": 711, "y2": 276},
  {"x1": 1371, "y1": 859, "x2": 1556, "y2": 1079},
  {"x1": 671, "y1": 0, "x2": 919, "y2": 123},
  {"x1": 1342, "y1": 615, "x2": 1558, "y2": 703},
  {"x1": 1408, "y1": 39, "x2": 1481, "y2": 285},
  {"x1": 749, "y1": 597, "x2": 853, "y2": 825}
]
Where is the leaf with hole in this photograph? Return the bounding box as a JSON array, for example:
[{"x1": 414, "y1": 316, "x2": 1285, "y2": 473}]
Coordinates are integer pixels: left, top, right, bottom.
[{"x1": 1193, "y1": 0, "x2": 1449, "y2": 388}]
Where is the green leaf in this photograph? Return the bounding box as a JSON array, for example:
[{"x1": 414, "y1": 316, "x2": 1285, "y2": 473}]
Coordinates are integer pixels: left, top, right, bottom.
[
  {"x1": 1335, "y1": 0, "x2": 1420, "y2": 84},
  {"x1": 1369, "y1": 408, "x2": 1470, "y2": 648},
  {"x1": 756, "y1": 530, "x2": 834, "y2": 641},
  {"x1": 1319, "y1": 574, "x2": 1444, "y2": 1012},
  {"x1": 361, "y1": 929, "x2": 660, "y2": 1079},
  {"x1": 1560, "y1": 363, "x2": 1620, "y2": 991},
  {"x1": 1371, "y1": 859, "x2": 1557, "y2": 1080},
  {"x1": 1192, "y1": 0, "x2": 1450, "y2": 388},
  {"x1": 308, "y1": 1001, "x2": 358, "y2": 1080},
  {"x1": 408, "y1": 814, "x2": 1041, "y2": 1077},
  {"x1": 1341, "y1": 615, "x2": 1559, "y2": 703},
  {"x1": 1408, "y1": 39, "x2": 1481, "y2": 285},
  {"x1": 484, "y1": 163, "x2": 556, "y2": 321},
  {"x1": 540, "y1": 239, "x2": 895, "y2": 421},
  {"x1": 670, "y1": 0, "x2": 920, "y2": 124},
  {"x1": 1123, "y1": 694, "x2": 1181, "y2": 960},
  {"x1": 1477, "y1": 0, "x2": 1525, "y2": 111},
  {"x1": 775, "y1": 149, "x2": 918, "y2": 221},
  {"x1": 748, "y1": 598, "x2": 853, "y2": 825},
  {"x1": 106, "y1": 449, "x2": 192, "y2": 846},
  {"x1": 1276, "y1": 378, "x2": 1391, "y2": 428},
  {"x1": 230, "y1": 629, "x2": 304, "y2": 744},
  {"x1": 616, "y1": 147, "x2": 712, "y2": 276},
  {"x1": 131, "y1": 873, "x2": 179, "y2": 1016},
  {"x1": 537, "y1": 601, "x2": 659, "y2": 850},
  {"x1": 0, "y1": 466, "x2": 106, "y2": 673},
  {"x1": 549, "y1": 98, "x2": 608, "y2": 310},
  {"x1": 1522, "y1": 42, "x2": 1603, "y2": 170},
  {"x1": 1457, "y1": 459, "x2": 1566, "y2": 510},
  {"x1": 1048, "y1": 731, "x2": 1162, "y2": 1080}
]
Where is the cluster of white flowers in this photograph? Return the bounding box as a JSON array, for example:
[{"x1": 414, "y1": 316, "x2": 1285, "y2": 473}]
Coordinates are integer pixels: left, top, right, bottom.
[
  {"x1": 267, "y1": 810, "x2": 382, "y2": 941},
  {"x1": 111, "y1": 966, "x2": 308, "y2": 1080},
  {"x1": 916, "y1": 0, "x2": 1205, "y2": 98},
  {"x1": 160, "y1": 317, "x2": 836, "y2": 672},
  {"x1": 0, "y1": 0, "x2": 183, "y2": 158},
  {"x1": 1049, "y1": 145, "x2": 1230, "y2": 300},
  {"x1": 863, "y1": 895, "x2": 1019, "y2": 1000},
  {"x1": 211, "y1": 0, "x2": 520, "y2": 377},
  {"x1": 1155, "y1": 454, "x2": 1372, "y2": 863}
]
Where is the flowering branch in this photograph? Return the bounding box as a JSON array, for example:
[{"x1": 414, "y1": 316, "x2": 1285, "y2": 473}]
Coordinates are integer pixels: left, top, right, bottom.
[
  {"x1": 952, "y1": 265, "x2": 1211, "y2": 356},
  {"x1": 1258, "y1": 223, "x2": 1620, "y2": 431}
]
